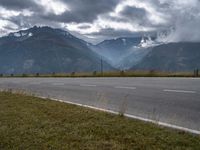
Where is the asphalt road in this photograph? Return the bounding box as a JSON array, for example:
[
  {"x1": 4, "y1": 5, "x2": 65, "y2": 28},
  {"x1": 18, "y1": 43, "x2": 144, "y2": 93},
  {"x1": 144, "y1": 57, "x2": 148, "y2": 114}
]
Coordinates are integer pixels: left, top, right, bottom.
[{"x1": 0, "y1": 77, "x2": 200, "y2": 133}]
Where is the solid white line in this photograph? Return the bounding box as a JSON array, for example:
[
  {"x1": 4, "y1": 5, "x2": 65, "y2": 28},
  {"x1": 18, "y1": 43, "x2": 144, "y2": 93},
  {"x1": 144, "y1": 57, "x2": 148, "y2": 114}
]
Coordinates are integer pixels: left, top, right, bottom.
[
  {"x1": 80, "y1": 84, "x2": 97, "y2": 87},
  {"x1": 39, "y1": 96, "x2": 200, "y2": 135},
  {"x1": 164, "y1": 89, "x2": 196, "y2": 94},
  {"x1": 115, "y1": 86, "x2": 136, "y2": 90}
]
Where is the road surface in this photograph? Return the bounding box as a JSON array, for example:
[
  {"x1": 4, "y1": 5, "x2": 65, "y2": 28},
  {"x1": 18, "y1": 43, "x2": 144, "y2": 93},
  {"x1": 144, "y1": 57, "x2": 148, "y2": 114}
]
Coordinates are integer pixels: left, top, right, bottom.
[{"x1": 0, "y1": 77, "x2": 200, "y2": 133}]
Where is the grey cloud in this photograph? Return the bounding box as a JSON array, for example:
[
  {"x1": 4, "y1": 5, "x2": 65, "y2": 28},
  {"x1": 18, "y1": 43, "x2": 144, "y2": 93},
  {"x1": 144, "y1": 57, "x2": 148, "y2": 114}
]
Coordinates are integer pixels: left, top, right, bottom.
[
  {"x1": 121, "y1": 6, "x2": 147, "y2": 20},
  {"x1": 84, "y1": 28, "x2": 150, "y2": 39},
  {"x1": 120, "y1": 6, "x2": 149, "y2": 26},
  {"x1": 0, "y1": 0, "x2": 37, "y2": 10},
  {"x1": 62, "y1": 0, "x2": 119, "y2": 20},
  {"x1": 0, "y1": 0, "x2": 119, "y2": 36},
  {"x1": 1, "y1": 0, "x2": 200, "y2": 43},
  {"x1": 153, "y1": 0, "x2": 200, "y2": 42},
  {"x1": 39, "y1": 0, "x2": 120, "y2": 23},
  {"x1": 77, "y1": 25, "x2": 91, "y2": 29}
]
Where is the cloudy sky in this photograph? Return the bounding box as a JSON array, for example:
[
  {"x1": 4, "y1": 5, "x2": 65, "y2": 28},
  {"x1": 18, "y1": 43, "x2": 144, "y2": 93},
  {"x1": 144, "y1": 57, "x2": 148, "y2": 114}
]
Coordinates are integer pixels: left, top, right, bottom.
[{"x1": 0, "y1": 0, "x2": 200, "y2": 43}]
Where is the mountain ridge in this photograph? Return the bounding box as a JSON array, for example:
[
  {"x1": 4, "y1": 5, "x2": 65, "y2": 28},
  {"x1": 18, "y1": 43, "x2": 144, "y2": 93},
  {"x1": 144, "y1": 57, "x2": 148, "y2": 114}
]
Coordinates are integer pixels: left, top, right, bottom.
[
  {"x1": 1, "y1": 26, "x2": 200, "y2": 73},
  {"x1": 0, "y1": 26, "x2": 114, "y2": 74},
  {"x1": 131, "y1": 42, "x2": 200, "y2": 71},
  {"x1": 90, "y1": 37, "x2": 150, "y2": 69}
]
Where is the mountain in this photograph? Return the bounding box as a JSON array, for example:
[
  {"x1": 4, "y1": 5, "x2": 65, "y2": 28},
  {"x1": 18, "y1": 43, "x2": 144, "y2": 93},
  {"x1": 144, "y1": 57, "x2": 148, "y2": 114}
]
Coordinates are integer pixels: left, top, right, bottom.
[
  {"x1": 90, "y1": 37, "x2": 151, "y2": 69},
  {"x1": 0, "y1": 26, "x2": 113, "y2": 74},
  {"x1": 131, "y1": 42, "x2": 200, "y2": 71},
  {"x1": 117, "y1": 47, "x2": 152, "y2": 69},
  {"x1": 2, "y1": 27, "x2": 199, "y2": 73},
  {"x1": 96, "y1": 37, "x2": 142, "y2": 54}
]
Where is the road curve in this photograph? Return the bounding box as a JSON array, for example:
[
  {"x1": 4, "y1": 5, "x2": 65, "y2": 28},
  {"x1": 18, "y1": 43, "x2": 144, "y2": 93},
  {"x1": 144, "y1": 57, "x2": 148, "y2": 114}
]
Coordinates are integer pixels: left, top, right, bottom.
[{"x1": 0, "y1": 77, "x2": 200, "y2": 133}]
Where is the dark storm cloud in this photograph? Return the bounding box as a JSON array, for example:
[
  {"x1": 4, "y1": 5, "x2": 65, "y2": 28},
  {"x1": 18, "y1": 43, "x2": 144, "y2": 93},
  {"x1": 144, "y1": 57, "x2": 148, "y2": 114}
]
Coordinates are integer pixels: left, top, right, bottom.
[
  {"x1": 0, "y1": 0, "x2": 37, "y2": 10},
  {"x1": 0, "y1": 0, "x2": 120, "y2": 29},
  {"x1": 120, "y1": 6, "x2": 149, "y2": 26},
  {"x1": 0, "y1": 0, "x2": 122, "y2": 42},
  {"x1": 121, "y1": 6, "x2": 147, "y2": 20},
  {"x1": 39, "y1": 0, "x2": 120, "y2": 23},
  {"x1": 61, "y1": 0, "x2": 119, "y2": 20},
  {"x1": 0, "y1": 0, "x2": 200, "y2": 43}
]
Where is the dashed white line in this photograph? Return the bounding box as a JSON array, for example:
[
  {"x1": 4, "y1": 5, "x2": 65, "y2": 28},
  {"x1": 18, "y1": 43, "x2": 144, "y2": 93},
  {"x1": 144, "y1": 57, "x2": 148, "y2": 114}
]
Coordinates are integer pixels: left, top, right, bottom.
[
  {"x1": 52, "y1": 83, "x2": 65, "y2": 86},
  {"x1": 30, "y1": 82, "x2": 41, "y2": 85},
  {"x1": 163, "y1": 89, "x2": 196, "y2": 94},
  {"x1": 115, "y1": 86, "x2": 136, "y2": 90},
  {"x1": 80, "y1": 84, "x2": 97, "y2": 87}
]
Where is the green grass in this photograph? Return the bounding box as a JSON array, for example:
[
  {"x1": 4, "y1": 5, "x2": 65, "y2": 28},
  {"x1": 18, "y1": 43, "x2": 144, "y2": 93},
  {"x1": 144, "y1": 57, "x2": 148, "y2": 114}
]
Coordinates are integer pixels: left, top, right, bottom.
[{"x1": 0, "y1": 92, "x2": 200, "y2": 150}]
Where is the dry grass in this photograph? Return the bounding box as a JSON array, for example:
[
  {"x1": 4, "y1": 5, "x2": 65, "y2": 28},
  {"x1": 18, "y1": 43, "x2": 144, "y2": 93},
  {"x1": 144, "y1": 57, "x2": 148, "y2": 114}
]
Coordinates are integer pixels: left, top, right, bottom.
[{"x1": 0, "y1": 70, "x2": 198, "y2": 78}]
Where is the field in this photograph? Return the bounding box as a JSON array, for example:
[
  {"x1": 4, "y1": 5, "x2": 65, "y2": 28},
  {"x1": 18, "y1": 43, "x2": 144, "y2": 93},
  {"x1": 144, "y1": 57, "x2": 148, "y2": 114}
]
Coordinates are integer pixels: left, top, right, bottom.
[
  {"x1": 0, "y1": 92, "x2": 200, "y2": 149},
  {"x1": 0, "y1": 70, "x2": 199, "y2": 78}
]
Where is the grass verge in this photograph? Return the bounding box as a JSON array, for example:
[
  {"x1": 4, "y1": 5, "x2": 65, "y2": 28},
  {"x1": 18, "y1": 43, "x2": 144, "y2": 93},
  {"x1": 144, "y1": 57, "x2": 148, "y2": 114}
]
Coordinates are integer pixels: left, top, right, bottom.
[{"x1": 0, "y1": 92, "x2": 200, "y2": 150}]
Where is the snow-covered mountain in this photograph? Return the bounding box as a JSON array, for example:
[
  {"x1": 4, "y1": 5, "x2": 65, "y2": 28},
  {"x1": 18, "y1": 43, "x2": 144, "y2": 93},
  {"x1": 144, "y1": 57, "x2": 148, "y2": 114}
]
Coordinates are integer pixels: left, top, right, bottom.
[
  {"x1": 0, "y1": 26, "x2": 113, "y2": 74},
  {"x1": 90, "y1": 36, "x2": 154, "y2": 69},
  {"x1": 1, "y1": 26, "x2": 199, "y2": 73},
  {"x1": 131, "y1": 42, "x2": 200, "y2": 71}
]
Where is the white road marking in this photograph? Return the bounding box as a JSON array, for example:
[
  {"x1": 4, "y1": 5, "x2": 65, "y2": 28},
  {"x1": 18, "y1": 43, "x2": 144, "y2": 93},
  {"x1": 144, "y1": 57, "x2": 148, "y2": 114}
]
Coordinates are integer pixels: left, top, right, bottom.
[
  {"x1": 115, "y1": 86, "x2": 136, "y2": 90},
  {"x1": 80, "y1": 84, "x2": 97, "y2": 87},
  {"x1": 52, "y1": 83, "x2": 65, "y2": 86},
  {"x1": 164, "y1": 89, "x2": 196, "y2": 94},
  {"x1": 38, "y1": 96, "x2": 200, "y2": 135},
  {"x1": 30, "y1": 82, "x2": 41, "y2": 85}
]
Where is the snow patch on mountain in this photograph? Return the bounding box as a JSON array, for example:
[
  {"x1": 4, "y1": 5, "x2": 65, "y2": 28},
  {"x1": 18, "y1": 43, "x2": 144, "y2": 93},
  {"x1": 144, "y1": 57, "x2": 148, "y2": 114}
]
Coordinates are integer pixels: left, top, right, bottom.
[
  {"x1": 13, "y1": 33, "x2": 21, "y2": 37},
  {"x1": 137, "y1": 31, "x2": 174, "y2": 48},
  {"x1": 28, "y1": 32, "x2": 33, "y2": 37},
  {"x1": 10, "y1": 31, "x2": 33, "y2": 38},
  {"x1": 136, "y1": 36, "x2": 156, "y2": 48},
  {"x1": 122, "y1": 38, "x2": 126, "y2": 45}
]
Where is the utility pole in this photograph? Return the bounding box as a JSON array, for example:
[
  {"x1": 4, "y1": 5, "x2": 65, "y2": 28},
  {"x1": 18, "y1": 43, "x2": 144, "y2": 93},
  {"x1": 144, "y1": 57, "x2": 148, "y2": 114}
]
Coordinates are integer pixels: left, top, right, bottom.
[
  {"x1": 101, "y1": 57, "x2": 103, "y2": 76},
  {"x1": 194, "y1": 69, "x2": 199, "y2": 77}
]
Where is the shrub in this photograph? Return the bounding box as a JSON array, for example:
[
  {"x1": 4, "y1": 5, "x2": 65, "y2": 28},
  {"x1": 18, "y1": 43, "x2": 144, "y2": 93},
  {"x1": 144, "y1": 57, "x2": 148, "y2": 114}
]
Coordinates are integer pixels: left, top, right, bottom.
[
  {"x1": 36, "y1": 73, "x2": 40, "y2": 77},
  {"x1": 71, "y1": 72, "x2": 75, "y2": 76},
  {"x1": 93, "y1": 71, "x2": 97, "y2": 76}
]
